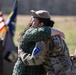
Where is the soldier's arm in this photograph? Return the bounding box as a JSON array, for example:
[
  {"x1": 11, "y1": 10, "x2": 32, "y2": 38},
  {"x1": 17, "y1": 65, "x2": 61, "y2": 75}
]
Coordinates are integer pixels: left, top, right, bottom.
[
  {"x1": 18, "y1": 41, "x2": 47, "y2": 65},
  {"x1": 20, "y1": 26, "x2": 51, "y2": 44},
  {"x1": 51, "y1": 28, "x2": 65, "y2": 39},
  {"x1": 20, "y1": 26, "x2": 64, "y2": 45}
]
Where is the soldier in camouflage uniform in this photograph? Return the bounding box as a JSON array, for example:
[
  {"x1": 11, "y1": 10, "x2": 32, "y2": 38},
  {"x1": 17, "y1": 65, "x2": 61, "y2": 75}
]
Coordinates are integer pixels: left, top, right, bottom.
[
  {"x1": 18, "y1": 36, "x2": 76, "y2": 75},
  {"x1": 33, "y1": 36, "x2": 76, "y2": 75},
  {"x1": 18, "y1": 35, "x2": 76, "y2": 75},
  {"x1": 16, "y1": 10, "x2": 76, "y2": 75},
  {"x1": 12, "y1": 10, "x2": 64, "y2": 75},
  {"x1": 29, "y1": 10, "x2": 76, "y2": 75},
  {"x1": 43, "y1": 35, "x2": 76, "y2": 75}
]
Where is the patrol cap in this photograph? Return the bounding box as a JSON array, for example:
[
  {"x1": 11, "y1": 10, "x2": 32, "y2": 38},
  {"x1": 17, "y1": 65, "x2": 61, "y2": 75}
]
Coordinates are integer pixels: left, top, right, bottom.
[
  {"x1": 30, "y1": 10, "x2": 51, "y2": 19},
  {"x1": 30, "y1": 10, "x2": 54, "y2": 27}
]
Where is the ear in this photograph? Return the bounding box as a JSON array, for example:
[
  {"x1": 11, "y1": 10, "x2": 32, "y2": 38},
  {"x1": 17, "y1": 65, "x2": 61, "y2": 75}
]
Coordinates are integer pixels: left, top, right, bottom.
[{"x1": 39, "y1": 22, "x2": 44, "y2": 27}]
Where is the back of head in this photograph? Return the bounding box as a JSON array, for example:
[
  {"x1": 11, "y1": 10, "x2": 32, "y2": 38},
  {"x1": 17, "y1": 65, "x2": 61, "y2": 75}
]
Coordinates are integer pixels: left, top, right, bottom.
[{"x1": 30, "y1": 10, "x2": 55, "y2": 27}]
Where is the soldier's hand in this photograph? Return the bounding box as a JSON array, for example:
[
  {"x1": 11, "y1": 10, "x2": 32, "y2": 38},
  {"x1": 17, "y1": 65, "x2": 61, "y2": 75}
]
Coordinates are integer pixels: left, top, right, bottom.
[
  {"x1": 18, "y1": 45, "x2": 23, "y2": 57},
  {"x1": 51, "y1": 28, "x2": 65, "y2": 39}
]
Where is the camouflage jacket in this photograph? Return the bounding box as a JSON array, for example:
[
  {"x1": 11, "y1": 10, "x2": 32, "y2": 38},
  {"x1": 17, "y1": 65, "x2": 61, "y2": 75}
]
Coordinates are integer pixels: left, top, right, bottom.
[
  {"x1": 20, "y1": 35, "x2": 76, "y2": 74},
  {"x1": 18, "y1": 26, "x2": 76, "y2": 75},
  {"x1": 19, "y1": 41, "x2": 49, "y2": 65},
  {"x1": 44, "y1": 35, "x2": 74, "y2": 75}
]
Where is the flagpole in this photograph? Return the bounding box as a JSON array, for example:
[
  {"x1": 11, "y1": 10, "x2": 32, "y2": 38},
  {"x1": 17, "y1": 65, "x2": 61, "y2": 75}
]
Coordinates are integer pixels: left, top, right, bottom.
[{"x1": 0, "y1": 39, "x2": 3, "y2": 75}]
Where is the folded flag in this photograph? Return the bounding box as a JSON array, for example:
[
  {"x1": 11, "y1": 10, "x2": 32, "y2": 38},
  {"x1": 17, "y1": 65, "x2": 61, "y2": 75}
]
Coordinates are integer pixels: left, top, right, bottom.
[{"x1": 3, "y1": 0, "x2": 19, "y2": 62}]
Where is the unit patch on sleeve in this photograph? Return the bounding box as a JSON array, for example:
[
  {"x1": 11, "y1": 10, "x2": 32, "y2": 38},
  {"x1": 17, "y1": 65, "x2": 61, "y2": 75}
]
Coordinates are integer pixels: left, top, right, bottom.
[{"x1": 33, "y1": 46, "x2": 41, "y2": 55}]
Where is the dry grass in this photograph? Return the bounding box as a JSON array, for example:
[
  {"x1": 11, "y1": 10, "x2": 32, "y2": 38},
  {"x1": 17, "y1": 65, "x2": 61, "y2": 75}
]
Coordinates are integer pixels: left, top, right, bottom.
[
  {"x1": 4, "y1": 15, "x2": 76, "y2": 29},
  {"x1": 3, "y1": 15, "x2": 76, "y2": 54}
]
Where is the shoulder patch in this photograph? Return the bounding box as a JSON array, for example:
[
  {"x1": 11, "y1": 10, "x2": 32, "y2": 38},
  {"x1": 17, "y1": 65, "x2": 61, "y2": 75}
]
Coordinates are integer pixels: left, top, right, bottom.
[{"x1": 33, "y1": 46, "x2": 41, "y2": 55}]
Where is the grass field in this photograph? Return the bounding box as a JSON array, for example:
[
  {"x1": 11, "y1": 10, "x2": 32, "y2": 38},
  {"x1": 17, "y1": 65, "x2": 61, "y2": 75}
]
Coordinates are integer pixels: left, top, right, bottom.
[{"x1": 4, "y1": 15, "x2": 76, "y2": 55}]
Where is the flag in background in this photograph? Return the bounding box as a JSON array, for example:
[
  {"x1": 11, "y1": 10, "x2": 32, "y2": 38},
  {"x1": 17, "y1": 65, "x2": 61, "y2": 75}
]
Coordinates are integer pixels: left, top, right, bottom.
[
  {"x1": 3, "y1": 0, "x2": 19, "y2": 62},
  {"x1": 3, "y1": 31, "x2": 17, "y2": 62},
  {"x1": 6, "y1": 0, "x2": 19, "y2": 37},
  {"x1": 0, "y1": 11, "x2": 8, "y2": 39}
]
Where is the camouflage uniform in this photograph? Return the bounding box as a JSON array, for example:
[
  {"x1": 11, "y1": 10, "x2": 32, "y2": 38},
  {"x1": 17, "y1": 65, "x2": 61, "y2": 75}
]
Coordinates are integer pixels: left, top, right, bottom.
[
  {"x1": 19, "y1": 41, "x2": 48, "y2": 65},
  {"x1": 12, "y1": 26, "x2": 51, "y2": 75},
  {"x1": 43, "y1": 35, "x2": 76, "y2": 75},
  {"x1": 12, "y1": 26, "x2": 76, "y2": 75},
  {"x1": 19, "y1": 35, "x2": 76, "y2": 75}
]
